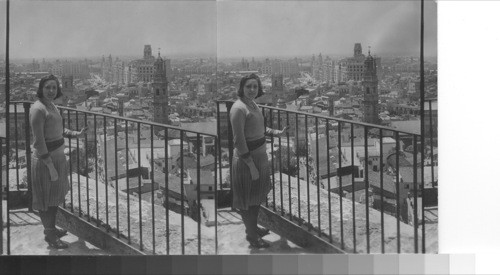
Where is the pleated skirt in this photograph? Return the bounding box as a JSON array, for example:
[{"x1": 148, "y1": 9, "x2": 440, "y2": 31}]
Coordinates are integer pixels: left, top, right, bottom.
[
  {"x1": 31, "y1": 145, "x2": 70, "y2": 211},
  {"x1": 231, "y1": 144, "x2": 271, "y2": 210}
]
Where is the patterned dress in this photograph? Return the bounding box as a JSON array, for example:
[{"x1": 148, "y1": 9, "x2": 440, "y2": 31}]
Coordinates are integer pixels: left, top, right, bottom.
[
  {"x1": 30, "y1": 100, "x2": 75, "y2": 211},
  {"x1": 230, "y1": 98, "x2": 277, "y2": 210}
]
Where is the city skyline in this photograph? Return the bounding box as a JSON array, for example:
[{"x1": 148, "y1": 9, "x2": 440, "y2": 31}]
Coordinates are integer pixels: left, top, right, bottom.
[{"x1": 0, "y1": 1, "x2": 437, "y2": 60}]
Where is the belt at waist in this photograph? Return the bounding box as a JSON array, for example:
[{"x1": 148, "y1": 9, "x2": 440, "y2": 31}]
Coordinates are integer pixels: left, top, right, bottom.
[
  {"x1": 246, "y1": 137, "x2": 266, "y2": 152},
  {"x1": 46, "y1": 138, "x2": 64, "y2": 152}
]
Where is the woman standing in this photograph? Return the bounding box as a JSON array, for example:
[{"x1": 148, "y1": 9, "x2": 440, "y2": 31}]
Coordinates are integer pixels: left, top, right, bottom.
[
  {"x1": 30, "y1": 75, "x2": 87, "y2": 249},
  {"x1": 230, "y1": 74, "x2": 287, "y2": 248}
]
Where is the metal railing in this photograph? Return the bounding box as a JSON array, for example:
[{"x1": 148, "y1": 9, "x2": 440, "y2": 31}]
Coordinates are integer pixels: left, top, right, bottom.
[
  {"x1": 217, "y1": 99, "x2": 437, "y2": 254},
  {"x1": 1, "y1": 101, "x2": 219, "y2": 255},
  {"x1": 1, "y1": 137, "x2": 7, "y2": 255}
]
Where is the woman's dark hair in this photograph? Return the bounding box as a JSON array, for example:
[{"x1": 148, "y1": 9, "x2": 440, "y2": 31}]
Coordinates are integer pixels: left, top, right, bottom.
[
  {"x1": 237, "y1": 73, "x2": 264, "y2": 98},
  {"x1": 37, "y1": 74, "x2": 63, "y2": 99}
]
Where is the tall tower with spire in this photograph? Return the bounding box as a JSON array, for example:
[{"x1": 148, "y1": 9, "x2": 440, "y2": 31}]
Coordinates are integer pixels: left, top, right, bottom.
[
  {"x1": 152, "y1": 50, "x2": 169, "y2": 126},
  {"x1": 60, "y1": 75, "x2": 74, "y2": 106},
  {"x1": 354, "y1": 43, "x2": 363, "y2": 58},
  {"x1": 271, "y1": 74, "x2": 284, "y2": 106},
  {"x1": 144, "y1": 45, "x2": 153, "y2": 60},
  {"x1": 362, "y1": 47, "x2": 380, "y2": 124}
]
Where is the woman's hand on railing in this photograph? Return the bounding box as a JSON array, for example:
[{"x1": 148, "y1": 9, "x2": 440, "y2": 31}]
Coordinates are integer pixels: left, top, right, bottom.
[
  {"x1": 75, "y1": 127, "x2": 88, "y2": 138},
  {"x1": 275, "y1": 126, "x2": 289, "y2": 137}
]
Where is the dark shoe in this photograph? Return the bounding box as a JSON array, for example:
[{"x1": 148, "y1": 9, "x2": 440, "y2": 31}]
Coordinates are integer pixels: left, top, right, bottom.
[
  {"x1": 246, "y1": 236, "x2": 270, "y2": 249},
  {"x1": 44, "y1": 236, "x2": 69, "y2": 249},
  {"x1": 44, "y1": 229, "x2": 69, "y2": 249},
  {"x1": 55, "y1": 228, "x2": 68, "y2": 238},
  {"x1": 256, "y1": 227, "x2": 270, "y2": 237}
]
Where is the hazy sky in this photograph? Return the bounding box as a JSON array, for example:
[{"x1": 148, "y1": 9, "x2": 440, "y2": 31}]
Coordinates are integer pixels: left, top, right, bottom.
[
  {"x1": 1, "y1": 0, "x2": 218, "y2": 59},
  {"x1": 218, "y1": 0, "x2": 437, "y2": 58},
  {"x1": 0, "y1": 0, "x2": 437, "y2": 59}
]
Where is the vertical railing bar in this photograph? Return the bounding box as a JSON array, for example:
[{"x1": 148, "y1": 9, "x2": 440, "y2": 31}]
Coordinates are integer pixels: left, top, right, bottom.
[
  {"x1": 180, "y1": 130, "x2": 185, "y2": 255},
  {"x1": 226, "y1": 102, "x2": 234, "y2": 211},
  {"x1": 270, "y1": 108, "x2": 276, "y2": 212},
  {"x1": 76, "y1": 111, "x2": 81, "y2": 217},
  {"x1": 413, "y1": 135, "x2": 419, "y2": 253},
  {"x1": 138, "y1": 122, "x2": 143, "y2": 251},
  {"x1": 94, "y1": 114, "x2": 99, "y2": 225},
  {"x1": 60, "y1": 108, "x2": 66, "y2": 209},
  {"x1": 197, "y1": 134, "x2": 201, "y2": 255},
  {"x1": 216, "y1": 104, "x2": 223, "y2": 194},
  {"x1": 84, "y1": 113, "x2": 90, "y2": 222},
  {"x1": 326, "y1": 119, "x2": 332, "y2": 243},
  {"x1": 4, "y1": 0, "x2": 11, "y2": 255},
  {"x1": 14, "y1": 104, "x2": 19, "y2": 190},
  {"x1": 350, "y1": 123, "x2": 356, "y2": 253},
  {"x1": 379, "y1": 128, "x2": 385, "y2": 253},
  {"x1": 338, "y1": 121, "x2": 344, "y2": 250},
  {"x1": 364, "y1": 126, "x2": 370, "y2": 253},
  {"x1": 428, "y1": 100, "x2": 435, "y2": 188},
  {"x1": 125, "y1": 121, "x2": 130, "y2": 243},
  {"x1": 214, "y1": 136, "x2": 218, "y2": 255},
  {"x1": 305, "y1": 115, "x2": 310, "y2": 231},
  {"x1": 103, "y1": 116, "x2": 108, "y2": 230},
  {"x1": 68, "y1": 110, "x2": 74, "y2": 213},
  {"x1": 165, "y1": 128, "x2": 170, "y2": 255},
  {"x1": 420, "y1": 134, "x2": 426, "y2": 253},
  {"x1": 420, "y1": 0, "x2": 426, "y2": 254},
  {"x1": 23, "y1": 103, "x2": 32, "y2": 212},
  {"x1": 150, "y1": 125, "x2": 155, "y2": 254},
  {"x1": 315, "y1": 117, "x2": 321, "y2": 237},
  {"x1": 396, "y1": 132, "x2": 401, "y2": 253},
  {"x1": 278, "y1": 110, "x2": 283, "y2": 216},
  {"x1": 262, "y1": 107, "x2": 269, "y2": 209},
  {"x1": 295, "y1": 113, "x2": 301, "y2": 223},
  {"x1": 5, "y1": 142, "x2": 9, "y2": 253},
  {"x1": 286, "y1": 112, "x2": 292, "y2": 221},
  {"x1": 0, "y1": 138, "x2": 4, "y2": 254},
  {"x1": 114, "y1": 118, "x2": 119, "y2": 239}
]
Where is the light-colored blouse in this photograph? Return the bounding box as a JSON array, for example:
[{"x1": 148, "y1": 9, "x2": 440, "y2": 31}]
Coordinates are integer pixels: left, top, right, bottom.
[
  {"x1": 229, "y1": 98, "x2": 277, "y2": 157},
  {"x1": 30, "y1": 100, "x2": 76, "y2": 158}
]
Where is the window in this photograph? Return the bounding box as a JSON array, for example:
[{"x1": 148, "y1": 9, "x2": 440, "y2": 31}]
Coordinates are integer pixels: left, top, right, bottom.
[
  {"x1": 209, "y1": 186, "x2": 212, "y2": 191},
  {"x1": 156, "y1": 89, "x2": 160, "y2": 96}
]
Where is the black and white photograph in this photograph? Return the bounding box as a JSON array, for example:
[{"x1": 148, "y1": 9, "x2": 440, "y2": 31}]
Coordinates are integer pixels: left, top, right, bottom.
[{"x1": 1, "y1": 0, "x2": 442, "y2": 262}]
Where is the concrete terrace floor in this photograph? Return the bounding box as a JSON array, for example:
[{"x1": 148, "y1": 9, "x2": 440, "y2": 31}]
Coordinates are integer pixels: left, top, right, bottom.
[
  {"x1": 2, "y1": 207, "x2": 111, "y2": 255},
  {"x1": 2, "y1": 206, "x2": 314, "y2": 255}
]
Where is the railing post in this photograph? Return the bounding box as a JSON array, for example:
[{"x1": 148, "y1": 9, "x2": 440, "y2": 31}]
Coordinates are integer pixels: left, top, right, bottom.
[
  {"x1": 0, "y1": 138, "x2": 4, "y2": 255},
  {"x1": 225, "y1": 101, "x2": 234, "y2": 210},
  {"x1": 23, "y1": 102, "x2": 32, "y2": 212}
]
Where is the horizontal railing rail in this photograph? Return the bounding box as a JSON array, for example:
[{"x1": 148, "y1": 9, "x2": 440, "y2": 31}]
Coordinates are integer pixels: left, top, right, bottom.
[
  {"x1": 4, "y1": 101, "x2": 219, "y2": 255},
  {"x1": 217, "y1": 99, "x2": 437, "y2": 254}
]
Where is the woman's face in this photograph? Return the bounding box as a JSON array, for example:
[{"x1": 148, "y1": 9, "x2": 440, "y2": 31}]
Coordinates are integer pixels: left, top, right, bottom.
[
  {"x1": 243, "y1": 78, "x2": 259, "y2": 100},
  {"x1": 42, "y1": 80, "x2": 58, "y2": 101}
]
